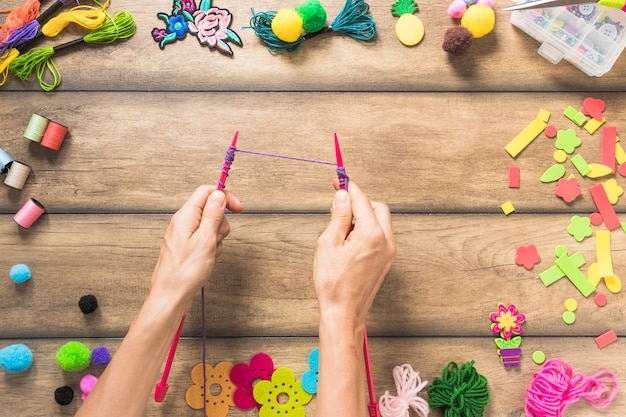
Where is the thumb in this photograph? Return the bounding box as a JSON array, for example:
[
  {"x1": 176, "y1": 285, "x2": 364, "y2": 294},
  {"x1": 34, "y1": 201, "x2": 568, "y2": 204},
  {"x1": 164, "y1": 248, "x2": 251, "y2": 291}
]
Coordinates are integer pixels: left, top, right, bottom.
[
  {"x1": 199, "y1": 190, "x2": 227, "y2": 234},
  {"x1": 322, "y1": 190, "x2": 353, "y2": 243}
]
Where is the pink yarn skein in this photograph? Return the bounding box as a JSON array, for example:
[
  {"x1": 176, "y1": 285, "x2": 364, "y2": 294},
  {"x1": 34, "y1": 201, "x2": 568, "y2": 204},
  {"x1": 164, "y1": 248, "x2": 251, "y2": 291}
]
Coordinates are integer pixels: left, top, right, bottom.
[
  {"x1": 379, "y1": 364, "x2": 429, "y2": 417},
  {"x1": 525, "y1": 359, "x2": 618, "y2": 417}
]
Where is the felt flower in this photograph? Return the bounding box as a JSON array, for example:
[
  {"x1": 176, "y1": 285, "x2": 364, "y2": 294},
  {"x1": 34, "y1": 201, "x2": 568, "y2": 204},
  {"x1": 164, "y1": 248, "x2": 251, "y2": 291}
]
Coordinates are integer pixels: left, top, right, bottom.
[
  {"x1": 301, "y1": 348, "x2": 319, "y2": 394},
  {"x1": 490, "y1": 303, "x2": 525, "y2": 339},
  {"x1": 188, "y1": 7, "x2": 242, "y2": 55},
  {"x1": 253, "y1": 367, "x2": 313, "y2": 417},
  {"x1": 231, "y1": 352, "x2": 275, "y2": 410},
  {"x1": 186, "y1": 362, "x2": 235, "y2": 417}
]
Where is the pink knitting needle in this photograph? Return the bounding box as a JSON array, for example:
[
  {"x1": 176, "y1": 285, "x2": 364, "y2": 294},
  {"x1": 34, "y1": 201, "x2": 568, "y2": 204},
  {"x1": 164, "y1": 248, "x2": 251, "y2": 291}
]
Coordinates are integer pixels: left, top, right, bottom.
[
  {"x1": 154, "y1": 132, "x2": 239, "y2": 402},
  {"x1": 335, "y1": 134, "x2": 379, "y2": 416}
]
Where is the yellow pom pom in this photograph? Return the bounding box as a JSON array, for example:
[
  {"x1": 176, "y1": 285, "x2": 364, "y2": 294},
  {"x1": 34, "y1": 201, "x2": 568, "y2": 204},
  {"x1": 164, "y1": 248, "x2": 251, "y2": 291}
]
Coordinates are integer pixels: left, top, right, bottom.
[
  {"x1": 272, "y1": 9, "x2": 303, "y2": 43},
  {"x1": 460, "y1": 4, "x2": 495, "y2": 38},
  {"x1": 395, "y1": 14, "x2": 424, "y2": 46}
]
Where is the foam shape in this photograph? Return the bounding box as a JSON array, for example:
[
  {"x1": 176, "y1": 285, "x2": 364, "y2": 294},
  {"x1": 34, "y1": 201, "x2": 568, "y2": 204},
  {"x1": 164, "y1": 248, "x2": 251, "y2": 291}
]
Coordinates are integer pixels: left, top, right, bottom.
[
  {"x1": 540, "y1": 164, "x2": 565, "y2": 183},
  {"x1": 553, "y1": 149, "x2": 567, "y2": 163},
  {"x1": 589, "y1": 184, "x2": 621, "y2": 230},
  {"x1": 615, "y1": 140, "x2": 626, "y2": 164},
  {"x1": 504, "y1": 109, "x2": 550, "y2": 158},
  {"x1": 501, "y1": 200, "x2": 515, "y2": 215},
  {"x1": 595, "y1": 329, "x2": 617, "y2": 349},
  {"x1": 571, "y1": 154, "x2": 591, "y2": 176},
  {"x1": 594, "y1": 293, "x2": 608, "y2": 307},
  {"x1": 515, "y1": 244, "x2": 541, "y2": 270},
  {"x1": 587, "y1": 263, "x2": 621, "y2": 294},
  {"x1": 555, "y1": 177, "x2": 581, "y2": 203},
  {"x1": 564, "y1": 106, "x2": 586, "y2": 126},
  {"x1": 555, "y1": 129, "x2": 582, "y2": 154},
  {"x1": 590, "y1": 212, "x2": 603, "y2": 226},
  {"x1": 587, "y1": 163, "x2": 614, "y2": 178},
  {"x1": 539, "y1": 251, "x2": 585, "y2": 286},
  {"x1": 602, "y1": 179, "x2": 623, "y2": 204},
  {"x1": 596, "y1": 230, "x2": 614, "y2": 278},
  {"x1": 498, "y1": 347, "x2": 522, "y2": 368},
  {"x1": 582, "y1": 97, "x2": 605, "y2": 121},
  {"x1": 601, "y1": 126, "x2": 617, "y2": 173},
  {"x1": 508, "y1": 166, "x2": 520, "y2": 188},
  {"x1": 584, "y1": 117, "x2": 605, "y2": 134},
  {"x1": 562, "y1": 310, "x2": 576, "y2": 324},
  {"x1": 545, "y1": 124, "x2": 557, "y2": 138},
  {"x1": 532, "y1": 350, "x2": 546, "y2": 365},
  {"x1": 554, "y1": 253, "x2": 596, "y2": 297},
  {"x1": 0, "y1": 344, "x2": 33, "y2": 373},
  {"x1": 619, "y1": 163, "x2": 626, "y2": 177},
  {"x1": 563, "y1": 298, "x2": 577, "y2": 312},
  {"x1": 567, "y1": 216, "x2": 592, "y2": 242},
  {"x1": 395, "y1": 14, "x2": 424, "y2": 46}
]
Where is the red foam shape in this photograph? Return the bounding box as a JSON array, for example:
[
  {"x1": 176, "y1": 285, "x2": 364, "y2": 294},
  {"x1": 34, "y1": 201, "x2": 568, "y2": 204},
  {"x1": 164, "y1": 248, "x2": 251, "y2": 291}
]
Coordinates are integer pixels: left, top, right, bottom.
[
  {"x1": 555, "y1": 177, "x2": 581, "y2": 203},
  {"x1": 544, "y1": 125, "x2": 558, "y2": 138},
  {"x1": 589, "y1": 184, "x2": 621, "y2": 230},
  {"x1": 595, "y1": 329, "x2": 618, "y2": 349},
  {"x1": 515, "y1": 244, "x2": 541, "y2": 270},
  {"x1": 618, "y1": 162, "x2": 626, "y2": 177},
  {"x1": 583, "y1": 97, "x2": 606, "y2": 121},
  {"x1": 601, "y1": 126, "x2": 617, "y2": 174},
  {"x1": 594, "y1": 293, "x2": 608, "y2": 307},
  {"x1": 590, "y1": 212, "x2": 603, "y2": 226},
  {"x1": 508, "y1": 166, "x2": 520, "y2": 188}
]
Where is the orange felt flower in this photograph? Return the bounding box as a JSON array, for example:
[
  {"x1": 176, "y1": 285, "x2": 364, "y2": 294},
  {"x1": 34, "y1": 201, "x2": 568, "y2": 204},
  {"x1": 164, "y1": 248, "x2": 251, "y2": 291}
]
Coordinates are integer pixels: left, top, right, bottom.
[{"x1": 186, "y1": 361, "x2": 236, "y2": 417}]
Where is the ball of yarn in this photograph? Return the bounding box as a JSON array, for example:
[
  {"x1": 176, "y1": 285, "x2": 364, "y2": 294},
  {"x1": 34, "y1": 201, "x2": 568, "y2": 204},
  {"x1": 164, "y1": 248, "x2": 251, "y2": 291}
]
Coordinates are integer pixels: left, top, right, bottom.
[
  {"x1": 80, "y1": 374, "x2": 98, "y2": 400},
  {"x1": 271, "y1": 9, "x2": 303, "y2": 42},
  {"x1": 448, "y1": 0, "x2": 467, "y2": 18},
  {"x1": 428, "y1": 361, "x2": 489, "y2": 417},
  {"x1": 54, "y1": 385, "x2": 75, "y2": 406},
  {"x1": 442, "y1": 26, "x2": 473, "y2": 55},
  {"x1": 460, "y1": 4, "x2": 495, "y2": 38},
  {"x1": 0, "y1": 343, "x2": 33, "y2": 373},
  {"x1": 295, "y1": 0, "x2": 327, "y2": 33},
  {"x1": 78, "y1": 294, "x2": 98, "y2": 314},
  {"x1": 56, "y1": 341, "x2": 91, "y2": 372},
  {"x1": 10, "y1": 263, "x2": 31, "y2": 284},
  {"x1": 91, "y1": 346, "x2": 111, "y2": 366}
]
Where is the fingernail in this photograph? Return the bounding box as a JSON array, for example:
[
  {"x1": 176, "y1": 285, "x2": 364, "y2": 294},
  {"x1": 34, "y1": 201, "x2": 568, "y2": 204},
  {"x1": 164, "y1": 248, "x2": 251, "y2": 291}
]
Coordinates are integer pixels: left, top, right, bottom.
[
  {"x1": 208, "y1": 190, "x2": 226, "y2": 207},
  {"x1": 333, "y1": 190, "x2": 349, "y2": 208}
]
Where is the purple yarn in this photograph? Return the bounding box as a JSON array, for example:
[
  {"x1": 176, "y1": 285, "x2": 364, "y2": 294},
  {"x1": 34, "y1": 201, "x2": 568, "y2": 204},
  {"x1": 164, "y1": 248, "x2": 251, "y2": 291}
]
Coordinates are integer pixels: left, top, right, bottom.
[
  {"x1": 337, "y1": 166, "x2": 349, "y2": 189},
  {"x1": 0, "y1": 20, "x2": 39, "y2": 55},
  {"x1": 91, "y1": 346, "x2": 111, "y2": 366},
  {"x1": 218, "y1": 146, "x2": 236, "y2": 188},
  {"x1": 201, "y1": 287, "x2": 207, "y2": 417},
  {"x1": 235, "y1": 148, "x2": 335, "y2": 165}
]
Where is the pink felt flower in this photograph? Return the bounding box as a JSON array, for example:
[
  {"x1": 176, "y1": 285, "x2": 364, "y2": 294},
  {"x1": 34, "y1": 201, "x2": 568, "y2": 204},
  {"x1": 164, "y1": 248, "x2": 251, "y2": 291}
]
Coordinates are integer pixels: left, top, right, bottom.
[
  {"x1": 231, "y1": 352, "x2": 275, "y2": 410},
  {"x1": 188, "y1": 8, "x2": 232, "y2": 53},
  {"x1": 490, "y1": 303, "x2": 525, "y2": 339}
]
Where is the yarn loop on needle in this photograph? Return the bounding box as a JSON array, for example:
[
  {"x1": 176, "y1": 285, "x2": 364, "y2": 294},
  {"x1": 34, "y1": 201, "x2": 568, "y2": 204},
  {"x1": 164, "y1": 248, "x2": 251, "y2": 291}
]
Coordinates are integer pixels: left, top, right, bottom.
[{"x1": 379, "y1": 364, "x2": 429, "y2": 417}]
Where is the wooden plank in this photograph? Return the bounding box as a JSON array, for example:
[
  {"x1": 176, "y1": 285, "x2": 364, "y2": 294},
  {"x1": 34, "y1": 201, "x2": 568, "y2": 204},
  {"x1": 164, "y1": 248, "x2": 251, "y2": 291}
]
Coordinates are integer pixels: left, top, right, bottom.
[
  {"x1": 1, "y1": 337, "x2": 623, "y2": 417},
  {"x1": 2, "y1": 213, "x2": 624, "y2": 338},
  {"x1": 2, "y1": 1, "x2": 626, "y2": 92},
  {"x1": 1, "y1": 91, "x2": 624, "y2": 213}
]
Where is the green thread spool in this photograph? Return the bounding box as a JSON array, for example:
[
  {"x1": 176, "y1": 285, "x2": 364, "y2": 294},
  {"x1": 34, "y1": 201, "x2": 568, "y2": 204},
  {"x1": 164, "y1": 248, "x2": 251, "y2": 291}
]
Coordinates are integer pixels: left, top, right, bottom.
[{"x1": 24, "y1": 113, "x2": 50, "y2": 142}]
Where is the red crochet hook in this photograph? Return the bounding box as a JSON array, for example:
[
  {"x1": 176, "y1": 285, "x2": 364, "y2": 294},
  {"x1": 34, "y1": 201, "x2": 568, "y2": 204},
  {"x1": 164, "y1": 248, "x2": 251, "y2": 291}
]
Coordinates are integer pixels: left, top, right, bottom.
[
  {"x1": 334, "y1": 133, "x2": 379, "y2": 417},
  {"x1": 154, "y1": 132, "x2": 239, "y2": 402}
]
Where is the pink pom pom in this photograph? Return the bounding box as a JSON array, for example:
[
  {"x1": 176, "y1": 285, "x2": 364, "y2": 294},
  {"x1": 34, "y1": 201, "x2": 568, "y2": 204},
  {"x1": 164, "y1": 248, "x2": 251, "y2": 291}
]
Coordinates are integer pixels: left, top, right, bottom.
[
  {"x1": 80, "y1": 374, "x2": 98, "y2": 400},
  {"x1": 448, "y1": 0, "x2": 467, "y2": 18},
  {"x1": 476, "y1": 0, "x2": 495, "y2": 7}
]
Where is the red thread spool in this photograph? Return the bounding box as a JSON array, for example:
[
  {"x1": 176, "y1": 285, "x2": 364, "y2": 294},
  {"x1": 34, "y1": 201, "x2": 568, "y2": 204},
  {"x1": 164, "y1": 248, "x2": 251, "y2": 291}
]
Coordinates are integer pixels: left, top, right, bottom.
[
  {"x1": 13, "y1": 198, "x2": 46, "y2": 228},
  {"x1": 41, "y1": 121, "x2": 68, "y2": 151}
]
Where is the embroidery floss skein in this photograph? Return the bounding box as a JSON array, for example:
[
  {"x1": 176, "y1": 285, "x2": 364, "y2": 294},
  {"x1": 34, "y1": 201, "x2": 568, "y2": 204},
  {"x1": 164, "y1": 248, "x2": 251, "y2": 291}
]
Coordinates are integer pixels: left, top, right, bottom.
[
  {"x1": 427, "y1": 361, "x2": 489, "y2": 417},
  {"x1": 0, "y1": 0, "x2": 43, "y2": 42},
  {"x1": 9, "y1": 9, "x2": 136, "y2": 91},
  {"x1": 379, "y1": 364, "x2": 429, "y2": 417},
  {"x1": 525, "y1": 358, "x2": 618, "y2": 417}
]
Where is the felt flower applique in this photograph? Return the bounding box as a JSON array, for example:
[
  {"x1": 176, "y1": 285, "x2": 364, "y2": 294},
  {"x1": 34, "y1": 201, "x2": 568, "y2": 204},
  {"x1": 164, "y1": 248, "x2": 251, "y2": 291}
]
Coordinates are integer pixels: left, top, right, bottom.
[
  {"x1": 489, "y1": 303, "x2": 525, "y2": 339},
  {"x1": 301, "y1": 348, "x2": 319, "y2": 394},
  {"x1": 152, "y1": 0, "x2": 242, "y2": 55},
  {"x1": 186, "y1": 361, "x2": 236, "y2": 417},
  {"x1": 254, "y1": 367, "x2": 313, "y2": 417},
  {"x1": 230, "y1": 352, "x2": 275, "y2": 410}
]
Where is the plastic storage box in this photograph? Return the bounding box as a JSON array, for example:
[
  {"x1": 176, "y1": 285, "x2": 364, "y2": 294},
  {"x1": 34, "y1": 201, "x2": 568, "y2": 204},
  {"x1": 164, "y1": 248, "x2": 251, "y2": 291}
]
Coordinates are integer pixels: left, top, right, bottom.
[{"x1": 510, "y1": 3, "x2": 626, "y2": 76}]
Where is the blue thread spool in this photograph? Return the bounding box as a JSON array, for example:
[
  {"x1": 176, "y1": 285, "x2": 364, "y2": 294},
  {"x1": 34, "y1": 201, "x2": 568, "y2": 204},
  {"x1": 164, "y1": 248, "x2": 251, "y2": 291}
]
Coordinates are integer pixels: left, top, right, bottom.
[
  {"x1": 23, "y1": 114, "x2": 50, "y2": 143},
  {"x1": 0, "y1": 147, "x2": 13, "y2": 174}
]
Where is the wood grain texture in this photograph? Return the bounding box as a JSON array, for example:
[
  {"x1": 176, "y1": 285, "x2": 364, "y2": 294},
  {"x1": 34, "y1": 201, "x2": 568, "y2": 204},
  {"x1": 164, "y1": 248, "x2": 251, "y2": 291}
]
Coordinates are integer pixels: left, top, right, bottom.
[{"x1": 2, "y1": 0, "x2": 626, "y2": 416}]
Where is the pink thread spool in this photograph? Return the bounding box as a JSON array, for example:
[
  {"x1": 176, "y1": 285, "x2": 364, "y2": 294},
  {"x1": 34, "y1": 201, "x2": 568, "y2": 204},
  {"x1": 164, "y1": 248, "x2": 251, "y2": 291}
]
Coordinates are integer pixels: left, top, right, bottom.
[
  {"x1": 13, "y1": 198, "x2": 46, "y2": 228},
  {"x1": 4, "y1": 161, "x2": 32, "y2": 190},
  {"x1": 41, "y1": 121, "x2": 68, "y2": 151}
]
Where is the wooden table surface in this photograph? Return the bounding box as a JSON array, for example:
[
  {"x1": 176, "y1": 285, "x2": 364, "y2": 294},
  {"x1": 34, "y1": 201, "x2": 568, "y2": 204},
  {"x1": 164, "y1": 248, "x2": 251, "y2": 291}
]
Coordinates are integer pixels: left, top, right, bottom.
[{"x1": 1, "y1": 1, "x2": 625, "y2": 416}]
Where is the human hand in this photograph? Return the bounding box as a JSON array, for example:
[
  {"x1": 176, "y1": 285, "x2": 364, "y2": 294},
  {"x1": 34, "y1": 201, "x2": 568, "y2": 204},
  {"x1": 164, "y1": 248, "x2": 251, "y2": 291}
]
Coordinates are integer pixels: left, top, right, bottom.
[
  {"x1": 150, "y1": 185, "x2": 244, "y2": 308},
  {"x1": 313, "y1": 181, "x2": 396, "y2": 327}
]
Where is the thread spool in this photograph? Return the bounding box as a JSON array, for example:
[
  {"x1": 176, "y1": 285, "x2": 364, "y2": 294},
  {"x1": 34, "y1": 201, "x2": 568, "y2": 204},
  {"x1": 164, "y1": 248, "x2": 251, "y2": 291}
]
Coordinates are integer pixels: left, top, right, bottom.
[
  {"x1": 23, "y1": 113, "x2": 50, "y2": 143},
  {"x1": 4, "y1": 161, "x2": 32, "y2": 190},
  {"x1": 0, "y1": 147, "x2": 13, "y2": 173},
  {"x1": 41, "y1": 121, "x2": 68, "y2": 151},
  {"x1": 13, "y1": 198, "x2": 46, "y2": 228}
]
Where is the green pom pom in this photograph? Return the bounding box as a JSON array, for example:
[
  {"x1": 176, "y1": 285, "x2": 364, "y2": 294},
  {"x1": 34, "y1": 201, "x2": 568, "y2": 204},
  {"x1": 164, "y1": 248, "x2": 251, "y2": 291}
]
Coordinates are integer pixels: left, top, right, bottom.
[
  {"x1": 56, "y1": 341, "x2": 91, "y2": 372},
  {"x1": 295, "y1": 0, "x2": 327, "y2": 33}
]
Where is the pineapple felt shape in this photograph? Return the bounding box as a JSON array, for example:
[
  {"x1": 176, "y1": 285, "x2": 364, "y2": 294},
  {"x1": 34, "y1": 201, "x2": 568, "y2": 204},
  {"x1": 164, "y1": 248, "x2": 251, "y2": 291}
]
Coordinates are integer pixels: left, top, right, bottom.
[{"x1": 391, "y1": 0, "x2": 424, "y2": 46}]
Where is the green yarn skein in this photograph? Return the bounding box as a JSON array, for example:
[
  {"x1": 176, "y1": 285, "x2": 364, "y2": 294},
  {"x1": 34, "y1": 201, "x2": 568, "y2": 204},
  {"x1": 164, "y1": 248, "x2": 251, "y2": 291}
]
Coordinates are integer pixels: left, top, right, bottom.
[
  {"x1": 56, "y1": 341, "x2": 91, "y2": 372},
  {"x1": 295, "y1": 0, "x2": 327, "y2": 33},
  {"x1": 428, "y1": 361, "x2": 489, "y2": 417}
]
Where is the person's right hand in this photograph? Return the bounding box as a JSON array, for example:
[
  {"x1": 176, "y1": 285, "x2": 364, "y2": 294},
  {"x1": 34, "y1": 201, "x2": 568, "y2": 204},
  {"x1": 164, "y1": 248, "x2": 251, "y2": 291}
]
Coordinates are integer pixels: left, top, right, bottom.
[{"x1": 313, "y1": 181, "x2": 396, "y2": 327}]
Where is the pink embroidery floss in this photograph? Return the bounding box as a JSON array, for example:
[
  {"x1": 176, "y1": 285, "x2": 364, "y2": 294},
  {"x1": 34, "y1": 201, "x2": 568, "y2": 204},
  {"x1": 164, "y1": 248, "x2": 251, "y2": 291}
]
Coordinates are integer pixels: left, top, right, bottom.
[
  {"x1": 379, "y1": 364, "x2": 429, "y2": 417},
  {"x1": 525, "y1": 358, "x2": 618, "y2": 417}
]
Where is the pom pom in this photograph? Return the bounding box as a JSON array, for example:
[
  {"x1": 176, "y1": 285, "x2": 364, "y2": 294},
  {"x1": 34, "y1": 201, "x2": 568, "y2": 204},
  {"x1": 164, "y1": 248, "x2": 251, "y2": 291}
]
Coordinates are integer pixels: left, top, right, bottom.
[
  {"x1": 80, "y1": 374, "x2": 98, "y2": 400},
  {"x1": 476, "y1": 0, "x2": 494, "y2": 7},
  {"x1": 461, "y1": 4, "x2": 495, "y2": 38},
  {"x1": 91, "y1": 346, "x2": 111, "y2": 366},
  {"x1": 56, "y1": 341, "x2": 91, "y2": 372},
  {"x1": 442, "y1": 26, "x2": 473, "y2": 55},
  {"x1": 448, "y1": 0, "x2": 467, "y2": 18},
  {"x1": 78, "y1": 294, "x2": 98, "y2": 314},
  {"x1": 295, "y1": 0, "x2": 327, "y2": 33},
  {"x1": 271, "y1": 9, "x2": 303, "y2": 43},
  {"x1": 54, "y1": 385, "x2": 75, "y2": 406},
  {"x1": 0, "y1": 343, "x2": 33, "y2": 373},
  {"x1": 9, "y1": 263, "x2": 31, "y2": 284}
]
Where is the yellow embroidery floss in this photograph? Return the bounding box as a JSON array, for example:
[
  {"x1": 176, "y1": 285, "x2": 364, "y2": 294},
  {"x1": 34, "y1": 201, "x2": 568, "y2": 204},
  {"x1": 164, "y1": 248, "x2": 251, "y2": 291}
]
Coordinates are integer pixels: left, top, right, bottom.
[{"x1": 41, "y1": 5, "x2": 108, "y2": 37}]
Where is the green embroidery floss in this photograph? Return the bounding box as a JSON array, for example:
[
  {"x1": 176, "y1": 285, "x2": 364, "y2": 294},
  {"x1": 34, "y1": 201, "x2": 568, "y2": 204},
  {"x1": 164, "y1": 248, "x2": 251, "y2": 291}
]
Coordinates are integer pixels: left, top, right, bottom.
[
  {"x1": 428, "y1": 361, "x2": 489, "y2": 417},
  {"x1": 9, "y1": 10, "x2": 136, "y2": 91}
]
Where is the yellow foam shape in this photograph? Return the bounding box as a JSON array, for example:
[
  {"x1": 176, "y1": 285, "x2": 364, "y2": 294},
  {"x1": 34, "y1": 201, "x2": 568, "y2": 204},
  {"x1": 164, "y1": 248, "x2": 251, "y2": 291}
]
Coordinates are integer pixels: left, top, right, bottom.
[
  {"x1": 586, "y1": 163, "x2": 614, "y2": 178},
  {"x1": 588, "y1": 263, "x2": 622, "y2": 293},
  {"x1": 501, "y1": 200, "x2": 515, "y2": 215},
  {"x1": 395, "y1": 14, "x2": 424, "y2": 46},
  {"x1": 584, "y1": 117, "x2": 605, "y2": 134},
  {"x1": 504, "y1": 109, "x2": 551, "y2": 158},
  {"x1": 596, "y1": 230, "x2": 614, "y2": 278},
  {"x1": 616, "y1": 140, "x2": 626, "y2": 164}
]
